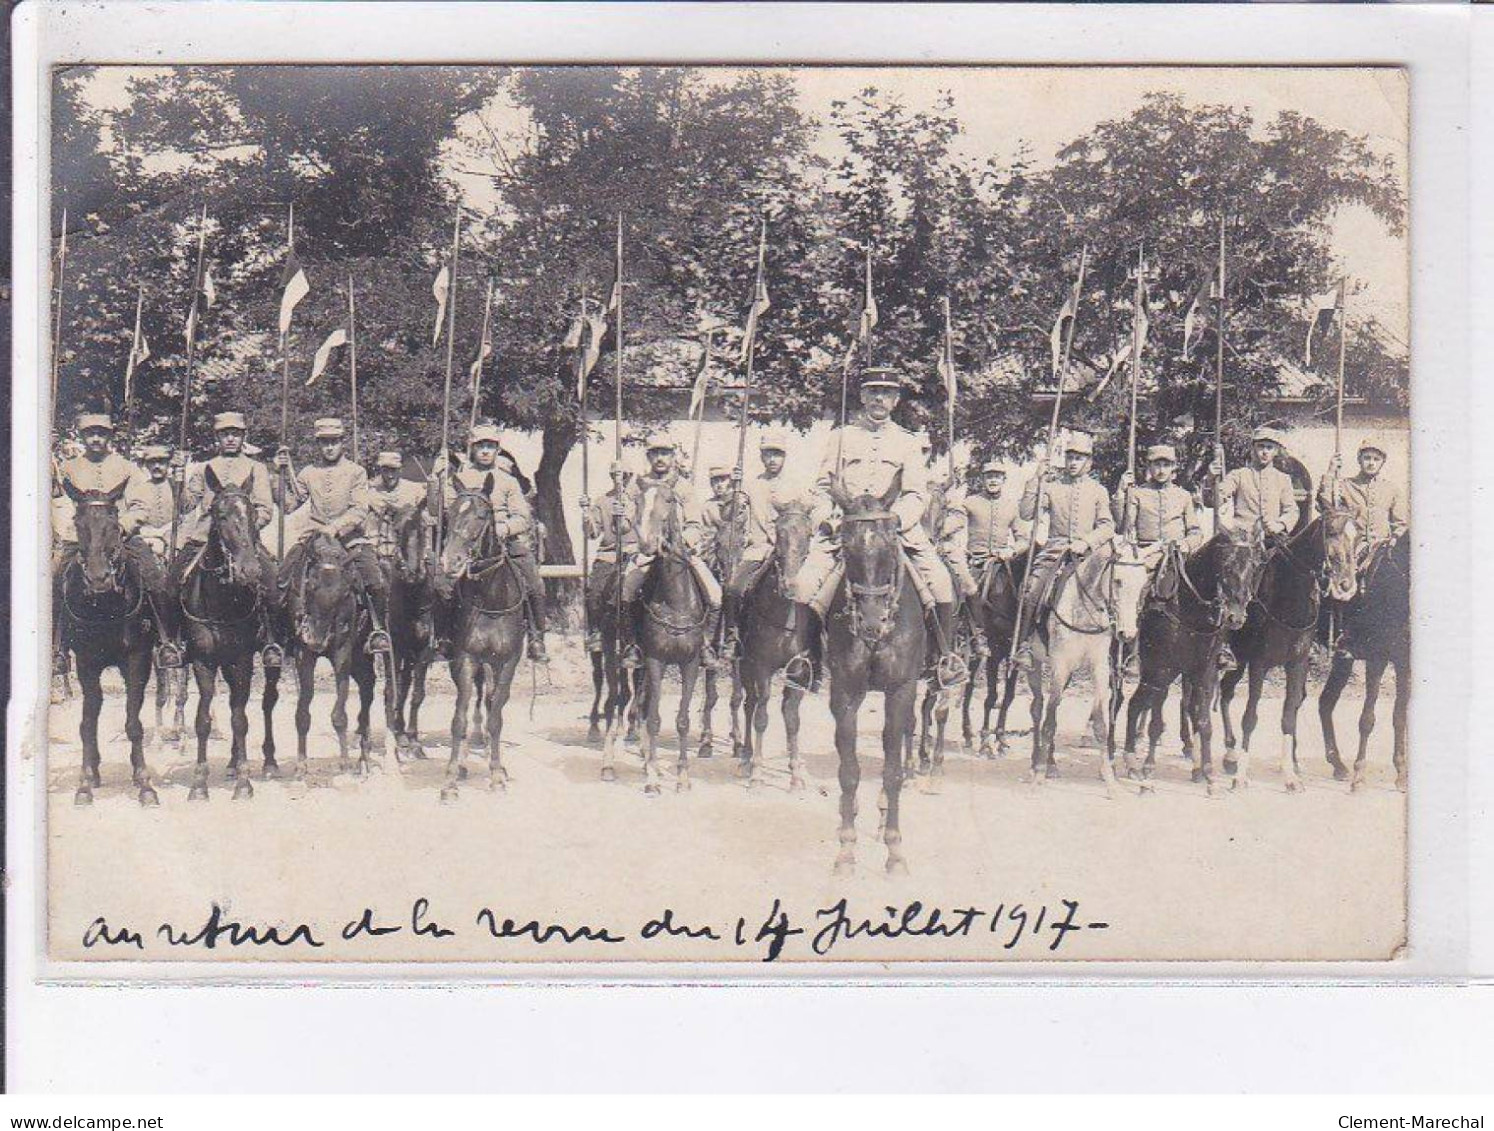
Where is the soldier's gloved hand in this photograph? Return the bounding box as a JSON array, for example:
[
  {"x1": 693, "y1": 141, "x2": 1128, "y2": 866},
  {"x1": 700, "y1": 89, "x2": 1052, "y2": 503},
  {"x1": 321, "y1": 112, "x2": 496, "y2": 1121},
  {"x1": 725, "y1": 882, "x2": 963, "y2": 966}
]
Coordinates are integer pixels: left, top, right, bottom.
[
  {"x1": 431, "y1": 451, "x2": 449, "y2": 476},
  {"x1": 274, "y1": 447, "x2": 292, "y2": 470},
  {"x1": 1118, "y1": 469, "x2": 1134, "y2": 491},
  {"x1": 578, "y1": 494, "x2": 591, "y2": 513},
  {"x1": 611, "y1": 499, "x2": 627, "y2": 519},
  {"x1": 493, "y1": 520, "x2": 510, "y2": 540},
  {"x1": 1208, "y1": 460, "x2": 1224, "y2": 480},
  {"x1": 1327, "y1": 454, "x2": 1343, "y2": 475},
  {"x1": 1071, "y1": 542, "x2": 1091, "y2": 559}
]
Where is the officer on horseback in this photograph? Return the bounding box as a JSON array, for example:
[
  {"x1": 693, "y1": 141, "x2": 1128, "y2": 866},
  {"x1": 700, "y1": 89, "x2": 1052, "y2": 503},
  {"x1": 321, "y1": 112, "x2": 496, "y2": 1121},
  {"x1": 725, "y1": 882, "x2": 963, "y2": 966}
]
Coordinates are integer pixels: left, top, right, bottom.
[
  {"x1": 1013, "y1": 429, "x2": 1115, "y2": 671},
  {"x1": 720, "y1": 429, "x2": 808, "y2": 660},
  {"x1": 1318, "y1": 436, "x2": 1408, "y2": 568},
  {"x1": 276, "y1": 417, "x2": 393, "y2": 656},
  {"x1": 1115, "y1": 443, "x2": 1205, "y2": 576},
  {"x1": 431, "y1": 422, "x2": 548, "y2": 662},
  {"x1": 174, "y1": 410, "x2": 282, "y2": 667},
  {"x1": 579, "y1": 459, "x2": 638, "y2": 655},
  {"x1": 790, "y1": 368, "x2": 958, "y2": 667},
  {"x1": 616, "y1": 432, "x2": 723, "y2": 669},
  {"x1": 55, "y1": 413, "x2": 181, "y2": 668}
]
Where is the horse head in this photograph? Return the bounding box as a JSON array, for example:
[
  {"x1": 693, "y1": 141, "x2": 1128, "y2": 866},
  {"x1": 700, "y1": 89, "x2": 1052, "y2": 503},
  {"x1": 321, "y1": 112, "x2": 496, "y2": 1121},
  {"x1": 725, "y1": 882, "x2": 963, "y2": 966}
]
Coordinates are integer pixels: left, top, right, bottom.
[
  {"x1": 63, "y1": 479, "x2": 128, "y2": 594},
  {"x1": 1108, "y1": 539, "x2": 1150, "y2": 643},
  {"x1": 1320, "y1": 504, "x2": 1360, "y2": 603},
  {"x1": 637, "y1": 482, "x2": 684, "y2": 559},
  {"x1": 296, "y1": 534, "x2": 356, "y2": 653},
  {"x1": 439, "y1": 477, "x2": 496, "y2": 581},
  {"x1": 205, "y1": 466, "x2": 266, "y2": 589},
  {"x1": 833, "y1": 471, "x2": 904, "y2": 644},
  {"x1": 1215, "y1": 525, "x2": 1266, "y2": 630},
  {"x1": 773, "y1": 499, "x2": 815, "y2": 578}
]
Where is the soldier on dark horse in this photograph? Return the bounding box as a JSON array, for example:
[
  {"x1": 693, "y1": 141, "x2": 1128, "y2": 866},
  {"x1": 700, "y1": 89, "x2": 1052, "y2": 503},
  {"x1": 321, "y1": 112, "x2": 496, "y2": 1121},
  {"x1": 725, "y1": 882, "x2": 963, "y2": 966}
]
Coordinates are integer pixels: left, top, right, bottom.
[
  {"x1": 697, "y1": 460, "x2": 749, "y2": 760},
  {"x1": 1316, "y1": 436, "x2": 1411, "y2": 791},
  {"x1": 579, "y1": 458, "x2": 643, "y2": 744}
]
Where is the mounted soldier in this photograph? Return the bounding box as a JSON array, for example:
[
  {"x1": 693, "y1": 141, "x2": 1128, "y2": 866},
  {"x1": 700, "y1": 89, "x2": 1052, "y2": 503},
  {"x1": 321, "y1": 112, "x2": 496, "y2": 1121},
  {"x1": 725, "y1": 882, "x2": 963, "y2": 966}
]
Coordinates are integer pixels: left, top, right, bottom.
[
  {"x1": 1318, "y1": 435, "x2": 1408, "y2": 570},
  {"x1": 125, "y1": 445, "x2": 178, "y2": 565},
  {"x1": 790, "y1": 367, "x2": 957, "y2": 667},
  {"x1": 925, "y1": 460, "x2": 984, "y2": 658},
  {"x1": 961, "y1": 459, "x2": 1031, "y2": 593},
  {"x1": 1013, "y1": 428, "x2": 1115, "y2": 671},
  {"x1": 1114, "y1": 443, "x2": 1205, "y2": 589},
  {"x1": 701, "y1": 462, "x2": 749, "y2": 579},
  {"x1": 580, "y1": 459, "x2": 639, "y2": 655},
  {"x1": 430, "y1": 422, "x2": 548, "y2": 662},
  {"x1": 275, "y1": 417, "x2": 393, "y2": 656},
  {"x1": 367, "y1": 450, "x2": 429, "y2": 561},
  {"x1": 174, "y1": 410, "x2": 282, "y2": 667},
  {"x1": 617, "y1": 432, "x2": 723, "y2": 668},
  {"x1": 720, "y1": 428, "x2": 809, "y2": 658},
  {"x1": 55, "y1": 412, "x2": 180, "y2": 667}
]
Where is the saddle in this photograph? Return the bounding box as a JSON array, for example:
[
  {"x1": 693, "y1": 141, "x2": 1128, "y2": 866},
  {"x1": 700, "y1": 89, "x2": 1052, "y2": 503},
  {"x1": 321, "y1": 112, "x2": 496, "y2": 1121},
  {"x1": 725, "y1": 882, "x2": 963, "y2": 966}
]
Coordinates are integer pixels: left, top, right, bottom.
[{"x1": 1148, "y1": 542, "x2": 1185, "y2": 604}]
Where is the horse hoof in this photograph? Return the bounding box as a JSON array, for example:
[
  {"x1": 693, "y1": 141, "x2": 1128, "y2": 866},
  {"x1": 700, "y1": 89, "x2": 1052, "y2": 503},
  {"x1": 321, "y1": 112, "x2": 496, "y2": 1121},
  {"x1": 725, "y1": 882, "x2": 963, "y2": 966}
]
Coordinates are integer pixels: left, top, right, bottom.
[
  {"x1": 1284, "y1": 778, "x2": 1303, "y2": 795},
  {"x1": 886, "y1": 856, "x2": 909, "y2": 877},
  {"x1": 440, "y1": 785, "x2": 460, "y2": 804},
  {"x1": 90, "y1": 767, "x2": 103, "y2": 787},
  {"x1": 74, "y1": 787, "x2": 93, "y2": 806},
  {"x1": 587, "y1": 726, "x2": 603, "y2": 744},
  {"x1": 262, "y1": 761, "x2": 281, "y2": 780},
  {"x1": 1333, "y1": 765, "x2": 1350, "y2": 782},
  {"x1": 697, "y1": 742, "x2": 713, "y2": 760},
  {"x1": 457, "y1": 765, "x2": 470, "y2": 782},
  {"x1": 643, "y1": 783, "x2": 662, "y2": 798},
  {"x1": 1190, "y1": 768, "x2": 1205, "y2": 784},
  {"x1": 1350, "y1": 777, "x2": 1364, "y2": 794},
  {"x1": 162, "y1": 729, "x2": 180, "y2": 745},
  {"x1": 1396, "y1": 774, "x2": 1408, "y2": 793},
  {"x1": 1139, "y1": 781, "x2": 1156, "y2": 796},
  {"x1": 338, "y1": 759, "x2": 353, "y2": 775},
  {"x1": 789, "y1": 777, "x2": 807, "y2": 794},
  {"x1": 487, "y1": 777, "x2": 507, "y2": 793},
  {"x1": 1222, "y1": 757, "x2": 1238, "y2": 776},
  {"x1": 138, "y1": 786, "x2": 160, "y2": 807},
  {"x1": 410, "y1": 743, "x2": 428, "y2": 761},
  {"x1": 978, "y1": 741, "x2": 994, "y2": 760},
  {"x1": 1044, "y1": 764, "x2": 1060, "y2": 780},
  {"x1": 600, "y1": 765, "x2": 618, "y2": 783},
  {"x1": 745, "y1": 775, "x2": 759, "y2": 791},
  {"x1": 735, "y1": 760, "x2": 752, "y2": 780},
  {"x1": 676, "y1": 778, "x2": 691, "y2": 794},
  {"x1": 292, "y1": 764, "x2": 307, "y2": 782},
  {"x1": 1231, "y1": 777, "x2": 1249, "y2": 792},
  {"x1": 232, "y1": 778, "x2": 254, "y2": 801},
  {"x1": 188, "y1": 785, "x2": 209, "y2": 801},
  {"x1": 225, "y1": 763, "x2": 240, "y2": 781},
  {"x1": 996, "y1": 741, "x2": 1012, "y2": 759},
  {"x1": 832, "y1": 856, "x2": 856, "y2": 878}
]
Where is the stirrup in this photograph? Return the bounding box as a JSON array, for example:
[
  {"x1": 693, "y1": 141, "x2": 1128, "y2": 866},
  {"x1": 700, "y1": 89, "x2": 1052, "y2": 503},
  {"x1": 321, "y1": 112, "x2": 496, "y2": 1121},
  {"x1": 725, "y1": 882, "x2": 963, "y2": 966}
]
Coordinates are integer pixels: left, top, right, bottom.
[
  {"x1": 1217, "y1": 645, "x2": 1238, "y2": 671},
  {"x1": 783, "y1": 652, "x2": 814, "y2": 694},
  {"x1": 585, "y1": 630, "x2": 603, "y2": 654},
  {"x1": 1013, "y1": 642, "x2": 1035, "y2": 672},
  {"x1": 365, "y1": 629, "x2": 393, "y2": 655},
  {"x1": 52, "y1": 650, "x2": 70, "y2": 677},
  {"x1": 935, "y1": 651, "x2": 968, "y2": 691},
  {"x1": 260, "y1": 643, "x2": 285, "y2": 670},
  {"x1": 155, "y1": 641, "x2": 185, "y2": 669},
  {"x1": 527, "y1": 635, "x2": 549, "y2": 663},
  {"x1": 971, "y1": 630, "x2": 990, "y2": 659},
  {"x1": 621, "y1": 645, "x2": 643, "y2": 670},
  {"x1": 700, "y1": 641, "x2": 719, "y2": 670}
]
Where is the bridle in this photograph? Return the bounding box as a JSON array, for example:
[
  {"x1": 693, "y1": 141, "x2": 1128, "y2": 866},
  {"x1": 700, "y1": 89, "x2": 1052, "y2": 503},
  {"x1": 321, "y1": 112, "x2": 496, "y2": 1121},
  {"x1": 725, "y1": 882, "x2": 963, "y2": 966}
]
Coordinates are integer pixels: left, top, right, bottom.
[
  {"x1": 1252, "y1": 520, "x2": 1333, "y2": 633},
  {"x1": 294, "y1": 539, "x2": 357, "y2": 646},
  {"x1": 68, "y1": 498, "x2": 129, "y2": 595},
  {"x1": 446, "y1": 491, "x2": 526, "y2": 618},
  {"x1": 837, "y1": 509, "x2": 904, "y2": 649},
  {"x1": 1049, "y1": 546, "x2": 1140, "y2": 637}
]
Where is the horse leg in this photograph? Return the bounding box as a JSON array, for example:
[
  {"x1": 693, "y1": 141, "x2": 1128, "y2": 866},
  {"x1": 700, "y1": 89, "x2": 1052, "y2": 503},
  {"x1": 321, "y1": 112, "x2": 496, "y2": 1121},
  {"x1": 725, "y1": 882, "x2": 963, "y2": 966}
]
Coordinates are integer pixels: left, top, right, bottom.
[
  {"x1": 729, "y1": 665, "x2": 746, "y2": 762},
  {"x1": 1278, "y1": 661, "x2": 1309, "y2": 793},
  {"x1": 122, "y1": 651, "x2": 157, "y2": 806},
  {"x1": 930, "y1": 677, "x2": 951, "y2": 789},
  {"x1": 1123, "y1": 679, "x2": 1149, "y2": 779},
  {"x1": 261, "y1": 660, "x2": 281, "y2": 777},
  {"x1": 962, "y1": 655, "x2": 979, "y2": 753},
  {"x1": 642, "y1": 659, "x2": 665, "y2": 797},
  {"x1": 1191, "y1": 673, "x2": 1219, "y2": 796},
  {"x1": 1391, "y1": 653, "x2": 1409, "y2": 792},
  {"x1": 783, "y1": 681, "x2": 807, "y2": 793},
  {"x1": 408, "y1": 656, "x2": 430, "y2": 759},
  {"x1": 675, "y1": 659, "x2": 698, "y2": 793},
  {"x1": 1225, "y1": 664, "x2": 1258, "y2": 783},
  {"x1": 831, "y1": 682, "x2": 865, "y2": 876},
  {"x1": 600, "y1": 651, "x2": 624, "y2": 782},
  {"x1": 487, "y1": 656, "x2": 519, "y2": 791},
  {"x1": 330, "y1": 657, "x2": 353, "y2": 773},
  {"x1": 75, "y1": 663, "x2": 105, "y2": 804},
  {"x1": 996, "y1": 660, "x2": 1021, "y2": 758},
  {"x1": 154, "y1": 656, "x2": 167, "y2": 739},
  {"x1": 227, "y1": 657, "x2": 254, "y2": 800},
  {"x1": 1318, "y1": 652, "x2": 1354, "y2": 781},
  {"x1": 469, "y1": 665, "x2": 488, "y2": 756},
  {"x1": 977, "y1": 655, "x2": 999, "y2": 758},
  {"x1": 626, "y1": 668, "x2": 642, "y2": 746},
  {"x1": 916, "y1": 682, "x2": 935, "y2": 777},
  {"x1": 742, "y1": 667, "x2": 764, "y2": 787},
  {"x1": 1143, "y1": 683, "x2": 1170, "y2": 794},
  {"x1": 588, "y1": 649, "x2": 605, "y2": 742},
  {"x1": 355, "y1": 657, "x2": 381, "y2": 773},
  {"x1": 444, "y1": 654, "x2": 472, "y2": 802},
  {"x1": 881, "y1": 683, "x2": 914, "y2": 875},
  {"x1": 1218, "y1": 663, "x2": 1244, "y2": 762},
  {"x1": 189, "y1": 662, "x2": 216, "y2": 800},
  {"x1": 1025, "y1": 659, "x2": 1046, "y2": 781},
  {"x1": 294, "y1": 652, "x2": 315, "y2": 780},
  {"x1": 1090, "y1": 644, "x2": 1117, "y2": 795},
  {"x1": 698, "y1": 667, "x2": 717, "y2": 759},
  {"x1": 1351, "y1": 655, "x2": 1388, "y2": 793},
  {"x1": 1034, "y1": 652, "x2": 1067, "y2": 783},
  {"x1": 1177, "y1": 677, "x2": 1194, "y2": 762}
]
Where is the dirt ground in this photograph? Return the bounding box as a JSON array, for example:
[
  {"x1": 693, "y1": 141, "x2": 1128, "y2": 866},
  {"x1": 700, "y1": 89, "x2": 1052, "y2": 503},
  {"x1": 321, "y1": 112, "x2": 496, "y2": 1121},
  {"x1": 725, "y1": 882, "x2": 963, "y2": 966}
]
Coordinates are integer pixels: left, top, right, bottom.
[{"x1": 41, "y1": 641, "x2": 1406, "y2": 966}]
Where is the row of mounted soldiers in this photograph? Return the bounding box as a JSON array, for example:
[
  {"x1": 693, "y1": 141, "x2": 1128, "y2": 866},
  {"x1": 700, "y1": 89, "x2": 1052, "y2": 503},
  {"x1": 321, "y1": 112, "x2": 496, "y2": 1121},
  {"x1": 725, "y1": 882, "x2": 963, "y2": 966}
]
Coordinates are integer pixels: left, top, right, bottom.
[{"x1": 52, "y1": 364, "x2": 1408, "y2": 681}]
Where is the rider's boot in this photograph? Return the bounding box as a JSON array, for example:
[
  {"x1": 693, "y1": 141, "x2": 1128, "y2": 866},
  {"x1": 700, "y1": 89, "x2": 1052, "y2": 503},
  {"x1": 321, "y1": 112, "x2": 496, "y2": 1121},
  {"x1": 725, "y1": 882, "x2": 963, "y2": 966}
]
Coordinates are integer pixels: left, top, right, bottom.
[
  {"x1": 525, "y1": 591, "x2": 549, "y2": 663},
  {"x1": 363, "y1": 589, "x2": 393, "y2": 655},
  {"x1": 717, "y1": 596, "x2": 741, "y2": 663},
  {"x1": 931, "y1": 601, "x2": 967, "y2": 689},
  {"x1": 620, "y1": 604, "x2": 643, "y2": 670},
  {"x1": 155, "y1": 639, "x2": 185, "y2": 669},
  {"x1": 1217, "y1": 641, "x2": 1239, "y2": 671},
  {"x1": 260, "y1": 641, "x2": 285, "y2": 670}
]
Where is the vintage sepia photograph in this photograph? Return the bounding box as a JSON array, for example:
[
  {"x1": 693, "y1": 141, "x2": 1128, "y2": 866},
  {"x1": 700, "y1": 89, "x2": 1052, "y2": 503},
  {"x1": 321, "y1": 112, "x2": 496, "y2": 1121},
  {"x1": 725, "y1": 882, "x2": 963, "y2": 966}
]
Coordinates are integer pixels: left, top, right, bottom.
[{"x1": 41, "y1": 63, "x2": 1411, "y2": 965}]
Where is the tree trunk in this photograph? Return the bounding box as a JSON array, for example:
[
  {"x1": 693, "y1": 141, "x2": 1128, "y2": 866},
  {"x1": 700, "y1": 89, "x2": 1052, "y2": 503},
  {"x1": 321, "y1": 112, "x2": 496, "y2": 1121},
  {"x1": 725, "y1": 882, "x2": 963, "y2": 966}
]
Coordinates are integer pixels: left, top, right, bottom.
[{"x1": 535, "y1": 418, "x2": 577, "y2": 566}]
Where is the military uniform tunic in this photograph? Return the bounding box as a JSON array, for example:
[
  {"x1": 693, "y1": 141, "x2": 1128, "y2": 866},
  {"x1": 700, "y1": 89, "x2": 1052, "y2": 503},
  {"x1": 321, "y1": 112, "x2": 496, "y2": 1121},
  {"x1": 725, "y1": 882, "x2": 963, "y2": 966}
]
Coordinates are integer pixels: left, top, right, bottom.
[
  {"x1": 438, "y1": 464, "x2": 533, "y2": 539},
  {"x1": 291, "y1": 457, "x2": 372, "y2": 541},
  {"x1": 125, "y1": 478, "x2": 177, "y2": 551},
  {"x1": 584, "y1": 487, "x2": 640, "y2": 562},
  {"x1": 1118, "y1": 482, "x2": 1204, "y2": 550},
  {"x1": 57, "y1": 453, "x2": 147, "y2": 535},
  {"x1": 961, "y1": 490, "x2": 1030, "y2": 563},
  {"x1": 367, "y1": 478, "x2": 429, "y2": 551},
  {"x1": 182, "y1": 454, "x2": 277, "y2": 533},
  {"x1": 1020, "y1": 473, "x2": 1115, "y2": 556},
  {"x1": 1215, "y1": 463, "x2": 1299, "y2": 536},
  {"x1": 1318, "y1": 471, "x2": 1408, "y2": 545}
]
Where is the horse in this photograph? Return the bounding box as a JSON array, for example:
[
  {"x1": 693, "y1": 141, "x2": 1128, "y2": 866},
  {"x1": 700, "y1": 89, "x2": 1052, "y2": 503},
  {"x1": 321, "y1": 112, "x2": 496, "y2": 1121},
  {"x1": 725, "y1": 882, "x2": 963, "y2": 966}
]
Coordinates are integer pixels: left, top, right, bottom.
[
  {"x1": 1020, "y1": 539, "x2": 1149, "y2": 793},
  {"x1": 1319, "y1": 532, "x2": 1411, "y2": 792},
  {"x1": 606, "y1": 482, "x2": 709, "y2": 795},
  {"x1": 907, "y1": 484, "x2": 971, "y2": 788},
  {"x1": 284, "y1": 533, "x2": 384, "y2": 780},
  {"x1": 964, "y1": 554, "x2": 1029, "y2": 758},
  {"x1": 822, "y1": 474, "x2": 925, "y2": 875},
  {"x1": 55, "y1": 481, "x2": 160, "y2": 806},
  {"x1": 178, "y1": 470, "x2": 285, "y2": 800},
  {"x1": 435, "y1": 477, "x2": 528, "y2": 800},
  {"x1": 1219, "y1": 509, "x2": 1358, "y2": 791},
  {"x1": 1120, "y1": 529, "x2": 1264, "y2": 794},
  {"x1": 588, "y1": 586, "x2": 643, "y2": 748},
  {"x1": 698, "y1": 493, "x2": 750, "y2": 763},
  {"x1": 385, "y1": 507, "x2": 439, "y2": 762},
  {"x1": 734, "y1": 500, "x2": 817, "y2": 790}
]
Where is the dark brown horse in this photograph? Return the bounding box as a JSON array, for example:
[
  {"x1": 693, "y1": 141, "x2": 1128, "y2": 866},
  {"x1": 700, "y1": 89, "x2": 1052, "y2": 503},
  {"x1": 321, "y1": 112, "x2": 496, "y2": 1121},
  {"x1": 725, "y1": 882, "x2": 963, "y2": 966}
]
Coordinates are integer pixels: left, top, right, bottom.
[
  {"x1": 385, "y1": 507, "x2": 438, "y2": 762},
  {"x1": 824, "y1": 474, "x2": 925, "y2": 875},
  {"x1": 436, "y1": 478, "x2": 528, "y2": 800},
  {"x1": 1220, "y1": 509, "x2": 1358, "y2": 791},
  {"x1": 284, "y1": 534, "x2": 385, "y2": 780},
  {"x1": 56, "y1": 481, "x2": 160, "y2": 806},
  {"x1": 178, "y1": 470, "x2": 285, "y2": 800},
  {"x1": 735, "y1": 500, "x2": 817, "y2": 790},
  {"x1": 605, "y1": 484, "x2": 709, "y2": 795},
  {"x1": 1121, "y1": 530, "x2": 1263, "y2": 795},
  {"x1": 964, "y1": 555, "x2": 1029, "y2": 758},
  {"x1": 1319, "y1": 533, "x2": 1410, "y2": 792}
]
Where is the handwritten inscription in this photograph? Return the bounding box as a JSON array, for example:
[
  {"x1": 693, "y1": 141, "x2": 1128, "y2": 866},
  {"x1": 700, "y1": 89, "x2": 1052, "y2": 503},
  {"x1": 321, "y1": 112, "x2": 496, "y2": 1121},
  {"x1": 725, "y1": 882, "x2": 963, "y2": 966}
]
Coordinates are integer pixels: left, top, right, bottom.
[{"x1": 81, "y1": 898, "x2": 1109, "y2": 961}]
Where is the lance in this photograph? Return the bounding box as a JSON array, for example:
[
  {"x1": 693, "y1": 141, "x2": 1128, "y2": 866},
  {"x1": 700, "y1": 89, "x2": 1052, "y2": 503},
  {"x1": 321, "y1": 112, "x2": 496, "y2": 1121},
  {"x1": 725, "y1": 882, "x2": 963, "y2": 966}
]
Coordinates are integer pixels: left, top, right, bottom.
[
  {"x1": 171, "y1": 204, "x2": 210, "y2": 569},
  {"x1": 836, "y1": 246, "x2": 873, "y2": 479},
  {"x1": 277, "y1": 204, "x2": 295, "y2": 566},
  {"x1": 577, "y1": 290, "x2": 592, "y2": 641},
  {"x1": 123, "y1": 282, "x2": 146, "y2": 445},
  {"x1": 726, "y1": 218, "x2": 768, "y2": 582},
  {"x1": 49, "y1": 207, "x2": 68, "y2": 424},
  {"x1": 943, "y1": 293, "x2": 956, "y2": 483},
  {"x1": 348, "y1": 271, "x2": 360, "y2": 464},
  {"x1": 468, "y1": 276, "x2": 495, "y2": 437},
  {"x1": 1123, "y1": 242, "x2": 1144, "y2": 535},
  {"x1": 688, "y1": 325, "x2": 717, "y2": 485},
  {"x1": 612, "y1": 213, "x2": 626, "y2": 658},
  {"x1": 437, "y1": 201, "x2": 462, "y2": 552},
  {"x1": 1009, "y1": 242, "x2": 1089, "y2": 664},
  {"x1": 1334, "y1": 275, "x2": 1350, "y2": 464},
  {"x1": 1211, "y1": 210, "x2": 1227, "y2": 528}
]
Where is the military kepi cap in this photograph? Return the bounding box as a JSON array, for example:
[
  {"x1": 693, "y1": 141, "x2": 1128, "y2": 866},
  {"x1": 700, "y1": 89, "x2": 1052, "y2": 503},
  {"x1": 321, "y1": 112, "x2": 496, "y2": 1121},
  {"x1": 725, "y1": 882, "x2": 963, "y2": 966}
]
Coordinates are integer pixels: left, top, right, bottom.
[
  {"x1": 1357, "y1": 436, "x2": 1387, "y2": 458},
  {"x1": 1146, "y1": 444, "x2": 1178, "y2": 463},
  {"x1": 708, "y1": 464, "x2": 733, "y2": 478},
  {"x1": 980, "y1": 459, "x2": 1008, "y2": 475},
  {"x1": 375, "y1": 451, "x2": 403, "y2": 470},
  {"x1": 213, "y1": 411, "x2": 247, "y2": 432},
  {"x1": 313, "y1": 417, "x2": 345, "y2": 439},
  {"x1": 140, "y1": 444, "x2": 171, "y2": 462},
  {"x1": 759, "y1": 429, "x2": 790, "y2": 452},
  {"x1": 859, "y1": 367, "x2": 902, "y2": 391},
  {"x1": 1250, "y1": 425, "x2": 1288, "y2": 447},
  {"x1": 643, "y1": 431, "x2": 675, "y2": 452},
  {"x1": 77, "y1": 412, "x2": 113, "y2": 433},
  {"x1": 1064, "y1": 431, "x2": 1095, "y2": 456},
  {"x1": 469, "y1": 423, "x2": 502, "y2": 445}
]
